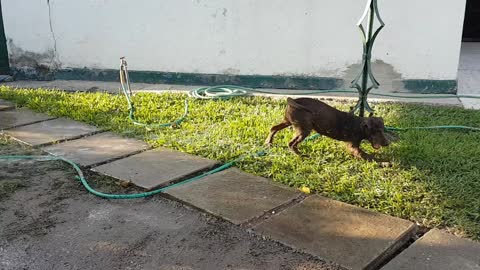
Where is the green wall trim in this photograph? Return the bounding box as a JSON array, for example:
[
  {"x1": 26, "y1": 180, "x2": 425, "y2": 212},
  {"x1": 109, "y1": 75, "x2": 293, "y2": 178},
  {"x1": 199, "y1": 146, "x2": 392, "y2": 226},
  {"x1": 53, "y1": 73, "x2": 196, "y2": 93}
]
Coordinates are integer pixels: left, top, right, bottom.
[
  {"x1": 401, "y1": 79, "x2": 457, "y2": 94},
  {"x1": 14, "y1": 67, "x2": 344, "y2": 90},
  {"x1": 12, "y1": 67, "x2": 458, "y2": 94}
]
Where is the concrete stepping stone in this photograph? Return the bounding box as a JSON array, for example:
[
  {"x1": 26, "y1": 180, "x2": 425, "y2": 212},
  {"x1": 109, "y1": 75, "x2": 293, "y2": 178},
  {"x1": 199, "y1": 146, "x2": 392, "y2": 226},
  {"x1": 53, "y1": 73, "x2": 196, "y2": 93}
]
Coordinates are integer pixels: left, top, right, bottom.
[
  {"x1": 0, "y1": 99, "x2": 14, "y2": 111},
  {"x1": 42, "y1": 132, "x2": 149, "y2": 167},
  {"x1": 4, "y1": 118, "x2": 101, "y2": 146},
  {"x1": 254, "y1": 195, "x2": 417, "y2": 270},
  {"x1": 381, "y1": 229, "x2": 480, "y2": 270},
  {"x1": 165, "y1": 168, "x2": 301, "y2": 225},
  {"x1": 92, "y1": 148, "x2": 218, "y2": 190},
  {"x1": 0, "y1": 108, "x2": 56, "y2": 129}
]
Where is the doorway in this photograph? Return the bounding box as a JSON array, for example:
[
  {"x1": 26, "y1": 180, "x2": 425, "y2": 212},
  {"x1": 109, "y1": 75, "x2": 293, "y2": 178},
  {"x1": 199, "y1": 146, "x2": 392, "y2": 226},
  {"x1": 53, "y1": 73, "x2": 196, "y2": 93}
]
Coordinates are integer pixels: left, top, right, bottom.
[
  {"x1": 0, "y1": 1, "x2": 9, "y2": 75},
  {"x1": 462, "y1": 0, "x2": 480, "y2": 42},
  {"x1": 458, "y1": 0, "x2": 480, "y2": 100}
]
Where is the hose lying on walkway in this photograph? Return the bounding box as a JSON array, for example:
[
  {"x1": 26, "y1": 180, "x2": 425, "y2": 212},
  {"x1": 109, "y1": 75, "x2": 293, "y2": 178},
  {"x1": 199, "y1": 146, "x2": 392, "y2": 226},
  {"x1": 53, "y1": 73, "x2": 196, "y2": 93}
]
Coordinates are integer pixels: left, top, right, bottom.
[{"x1": 0, "y1": 150, "x2": 267, "y2": 199}]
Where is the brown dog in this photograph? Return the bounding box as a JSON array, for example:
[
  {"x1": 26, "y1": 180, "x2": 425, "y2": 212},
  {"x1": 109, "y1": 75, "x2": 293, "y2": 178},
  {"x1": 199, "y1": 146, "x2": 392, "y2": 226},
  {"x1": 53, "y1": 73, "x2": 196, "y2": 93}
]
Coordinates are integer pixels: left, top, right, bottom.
[{"x1": 265, "y1": 97, "x2": 390, "y2": 161}]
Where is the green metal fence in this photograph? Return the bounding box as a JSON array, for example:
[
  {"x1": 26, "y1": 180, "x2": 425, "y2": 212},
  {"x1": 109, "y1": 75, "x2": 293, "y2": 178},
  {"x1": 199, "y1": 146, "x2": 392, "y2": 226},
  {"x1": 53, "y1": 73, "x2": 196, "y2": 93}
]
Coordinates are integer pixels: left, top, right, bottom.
[{"x1": 350, "y1": 0, "x2": 385, "y2": 117}]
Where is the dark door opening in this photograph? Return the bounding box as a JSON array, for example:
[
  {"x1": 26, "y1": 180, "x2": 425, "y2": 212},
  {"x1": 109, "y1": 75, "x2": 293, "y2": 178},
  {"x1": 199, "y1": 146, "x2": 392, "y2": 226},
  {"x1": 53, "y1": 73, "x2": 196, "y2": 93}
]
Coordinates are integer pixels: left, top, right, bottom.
[
  {"x1": 0, "y1": 1, "x2": 9, "y2": 74},
  {"x1": 463, "y1": 0, "x2": 480, "y2": 42}
]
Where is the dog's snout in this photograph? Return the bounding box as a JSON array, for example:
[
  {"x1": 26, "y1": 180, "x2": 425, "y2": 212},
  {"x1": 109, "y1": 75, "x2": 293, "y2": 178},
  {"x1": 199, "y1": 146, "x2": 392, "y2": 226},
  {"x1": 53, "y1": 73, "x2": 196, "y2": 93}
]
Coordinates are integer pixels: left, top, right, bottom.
[{"x1": 370, "y1": 130, "x2": 390, "y2": 149}]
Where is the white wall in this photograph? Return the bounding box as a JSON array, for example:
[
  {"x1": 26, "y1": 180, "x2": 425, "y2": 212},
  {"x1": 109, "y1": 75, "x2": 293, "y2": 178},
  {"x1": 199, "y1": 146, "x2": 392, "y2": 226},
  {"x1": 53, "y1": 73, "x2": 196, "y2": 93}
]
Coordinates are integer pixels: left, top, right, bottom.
[
  {"x1": 379, "y1": 0, "x2": 466, "y2": 80},
  {"x1": 3, "y1": 0, "x2": 55, "y2": 68},
  {"x1": 2, "y1": 0, "x2": 467, "y2": 81}
]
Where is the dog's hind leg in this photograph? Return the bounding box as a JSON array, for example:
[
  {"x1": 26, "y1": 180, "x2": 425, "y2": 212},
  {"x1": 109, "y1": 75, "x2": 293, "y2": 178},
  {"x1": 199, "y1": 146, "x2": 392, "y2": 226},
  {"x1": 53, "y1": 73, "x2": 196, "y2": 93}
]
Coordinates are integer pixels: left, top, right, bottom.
[
  {"x1": 288, "y1": 127, "x2": 311, "y2": 156},
  {"x1": 265, "y1": 120, "x2": 291, "y2": 146}
]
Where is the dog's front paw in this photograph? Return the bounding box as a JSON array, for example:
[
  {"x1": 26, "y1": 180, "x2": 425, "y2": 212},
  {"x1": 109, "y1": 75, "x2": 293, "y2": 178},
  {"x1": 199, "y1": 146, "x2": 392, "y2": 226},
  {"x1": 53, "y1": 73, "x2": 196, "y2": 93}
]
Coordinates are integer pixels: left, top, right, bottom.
[{"x1": 290, "y1": 149, "x2": 309, "y2": 158}]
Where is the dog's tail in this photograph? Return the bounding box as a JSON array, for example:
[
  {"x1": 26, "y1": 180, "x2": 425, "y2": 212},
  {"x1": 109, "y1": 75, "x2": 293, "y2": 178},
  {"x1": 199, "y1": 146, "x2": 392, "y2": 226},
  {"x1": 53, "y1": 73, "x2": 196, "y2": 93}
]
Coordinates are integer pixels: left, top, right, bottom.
[{"x1": 286, "y1": 98, "x2": 313, "y2": 113}]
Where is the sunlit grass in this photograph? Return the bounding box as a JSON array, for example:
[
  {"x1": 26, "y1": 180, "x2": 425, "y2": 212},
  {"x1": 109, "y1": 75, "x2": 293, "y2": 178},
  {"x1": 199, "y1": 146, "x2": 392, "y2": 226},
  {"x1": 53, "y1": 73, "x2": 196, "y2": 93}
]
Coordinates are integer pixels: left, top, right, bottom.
[{"x1": 1, "y1": 86, "x2": 479, "y2": 239}]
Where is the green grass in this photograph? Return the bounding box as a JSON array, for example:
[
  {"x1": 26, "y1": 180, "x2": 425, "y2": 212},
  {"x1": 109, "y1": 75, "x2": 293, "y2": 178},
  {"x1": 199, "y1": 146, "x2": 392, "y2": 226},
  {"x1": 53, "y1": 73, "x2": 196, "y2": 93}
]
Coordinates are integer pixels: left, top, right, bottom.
[{"x1": 1, "y1": 86, "x2": 480, "y2": 239}]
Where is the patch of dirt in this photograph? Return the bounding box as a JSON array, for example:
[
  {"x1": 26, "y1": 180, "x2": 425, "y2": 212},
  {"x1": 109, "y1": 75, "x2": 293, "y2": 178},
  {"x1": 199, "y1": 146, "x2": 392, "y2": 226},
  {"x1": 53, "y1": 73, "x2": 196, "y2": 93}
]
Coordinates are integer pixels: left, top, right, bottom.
[{"x1": 0, "y1": 137, "x2": 343, "y2": 270}]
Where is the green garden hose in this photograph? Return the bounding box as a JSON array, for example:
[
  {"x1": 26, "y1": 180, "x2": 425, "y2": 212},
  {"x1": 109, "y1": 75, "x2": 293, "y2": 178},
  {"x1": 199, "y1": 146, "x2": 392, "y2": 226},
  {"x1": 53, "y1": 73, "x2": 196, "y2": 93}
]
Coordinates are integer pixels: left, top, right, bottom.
[
  {"x1": 385, "y1": 125, "x2": 480, "y2": 132},
  {"x1": 120, "y1": 59, "x2": 480, "y2": 132},
  {"x1": 187, "y1": 86, "x2": 480, "y2": 132},
  {"x1": 123, "y1": 84, "x2": 480, "y2": 132},
  {"x1": 187, "y1": 85, "x2": 480, "y2": 100},
  {"x1": 0, "y1": 150, "x2": 267, "y2": 199}
]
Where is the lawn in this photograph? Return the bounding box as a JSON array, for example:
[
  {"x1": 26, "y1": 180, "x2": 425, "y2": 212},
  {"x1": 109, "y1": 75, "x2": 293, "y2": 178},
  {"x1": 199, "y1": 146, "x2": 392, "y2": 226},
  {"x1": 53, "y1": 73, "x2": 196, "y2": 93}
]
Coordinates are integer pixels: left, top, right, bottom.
[{"x1": 1, "y1": 86, "x2": 479, "y2": 240}]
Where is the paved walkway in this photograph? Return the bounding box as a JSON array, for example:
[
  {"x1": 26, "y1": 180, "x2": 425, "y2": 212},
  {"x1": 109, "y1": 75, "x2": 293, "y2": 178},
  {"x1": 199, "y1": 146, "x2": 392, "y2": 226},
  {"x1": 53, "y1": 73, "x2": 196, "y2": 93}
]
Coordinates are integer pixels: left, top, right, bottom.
[
  {"x1": 0, "y1": 158, "x2": 340, "y2": 270},
  {"x1": 1, "y1": 92, "x2": 479, "y2": 269}
]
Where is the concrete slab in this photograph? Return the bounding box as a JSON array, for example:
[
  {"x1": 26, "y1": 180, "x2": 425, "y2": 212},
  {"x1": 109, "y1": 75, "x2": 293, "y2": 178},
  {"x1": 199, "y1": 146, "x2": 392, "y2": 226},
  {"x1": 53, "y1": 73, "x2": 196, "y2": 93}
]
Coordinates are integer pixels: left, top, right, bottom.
[
  {"x1": 165, "y1": 168, "x2": 301, "y2": 225},
  {"x1": 0, "y1": 99, "x2": 14, "y2": 111},
  {"x1": 457, "y1": 69, "x2": 480, "y2": 110},
  {"x1": 381, "y1": 229, "x2": 480, "y2": 270},
  {"x1": 92, "y1": 148, "x2": 218, "y2": 190},
  {"x1": 0, "y1": 108, "x2": 56, "y2": 130},
  {"x1": 42, "y1": 132, "x2": 149, "y2": 167},
  {"x1": 4, "y1": 118, "x2": 100, "y2": 146},
  {"x1": 460, "y1": 97, "x2": 480, "y2": 110},
  {"x1": 254, "y1": 195, "x2": 417, "y2": 270},
  {"x1": 458, "y1": 70, "x2": 480, "y2": 95}
]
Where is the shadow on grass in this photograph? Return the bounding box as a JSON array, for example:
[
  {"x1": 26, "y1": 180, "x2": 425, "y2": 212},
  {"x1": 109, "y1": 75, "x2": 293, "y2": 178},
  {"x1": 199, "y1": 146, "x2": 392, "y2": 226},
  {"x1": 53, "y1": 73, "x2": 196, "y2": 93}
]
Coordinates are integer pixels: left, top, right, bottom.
[{"x1": 377, "y1": 102, "x2": 480, "y2": 239}]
